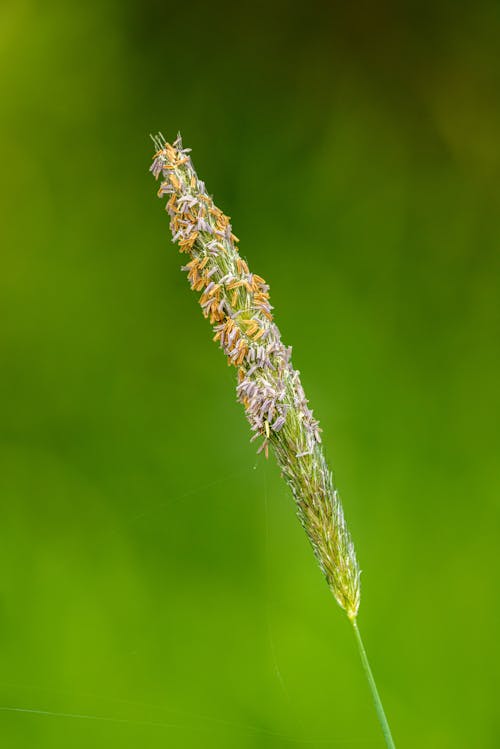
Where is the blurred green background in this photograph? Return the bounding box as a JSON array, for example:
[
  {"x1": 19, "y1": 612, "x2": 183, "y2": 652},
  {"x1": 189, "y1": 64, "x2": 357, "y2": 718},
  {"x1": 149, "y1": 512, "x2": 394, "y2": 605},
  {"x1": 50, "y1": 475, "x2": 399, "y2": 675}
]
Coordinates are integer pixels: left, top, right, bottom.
[{"x1": 1, "y1": 1, "x2": 499, "y2": 746}]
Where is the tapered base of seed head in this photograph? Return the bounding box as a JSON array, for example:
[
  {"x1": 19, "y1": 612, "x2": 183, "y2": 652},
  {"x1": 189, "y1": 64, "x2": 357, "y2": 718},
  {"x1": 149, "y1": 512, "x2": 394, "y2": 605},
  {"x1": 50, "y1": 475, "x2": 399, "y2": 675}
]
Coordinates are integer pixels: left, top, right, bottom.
[
  {"x1": 336, "y1": 588, "x2": 360, "y2": 620},
  {"x1": 329, "y1": 575, "x2": 360, "y2": 622}
]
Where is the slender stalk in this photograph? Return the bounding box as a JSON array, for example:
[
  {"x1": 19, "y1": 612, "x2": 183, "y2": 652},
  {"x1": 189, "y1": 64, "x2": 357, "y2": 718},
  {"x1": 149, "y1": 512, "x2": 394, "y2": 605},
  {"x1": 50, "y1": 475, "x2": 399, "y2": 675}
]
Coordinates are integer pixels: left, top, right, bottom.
[{"x1": 351, "y1": 619, "x2": 396, "y2": 748}]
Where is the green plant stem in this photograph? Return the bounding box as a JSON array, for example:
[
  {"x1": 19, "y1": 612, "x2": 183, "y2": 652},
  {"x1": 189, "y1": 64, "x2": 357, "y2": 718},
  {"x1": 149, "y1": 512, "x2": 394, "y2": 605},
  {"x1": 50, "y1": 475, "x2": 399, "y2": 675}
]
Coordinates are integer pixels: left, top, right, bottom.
[{"x1": 351, "y1": 618, "x2": 396, "y2": 749}]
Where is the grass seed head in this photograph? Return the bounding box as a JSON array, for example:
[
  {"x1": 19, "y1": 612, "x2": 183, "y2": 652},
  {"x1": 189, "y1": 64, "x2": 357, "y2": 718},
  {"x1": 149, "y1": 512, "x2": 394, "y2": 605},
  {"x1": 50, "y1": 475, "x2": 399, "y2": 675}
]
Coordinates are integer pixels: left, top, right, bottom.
[{"x1": 150, "y1": 133, "x2": 361, "y2": 619}]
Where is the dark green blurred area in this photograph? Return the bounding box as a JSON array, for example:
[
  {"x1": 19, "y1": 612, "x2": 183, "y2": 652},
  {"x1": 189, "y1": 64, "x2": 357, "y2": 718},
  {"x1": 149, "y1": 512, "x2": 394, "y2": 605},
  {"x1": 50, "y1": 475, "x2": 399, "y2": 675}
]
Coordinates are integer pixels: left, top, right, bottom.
[{"x1": 1, "y1": 1, "x2": 499, "y2": 746}]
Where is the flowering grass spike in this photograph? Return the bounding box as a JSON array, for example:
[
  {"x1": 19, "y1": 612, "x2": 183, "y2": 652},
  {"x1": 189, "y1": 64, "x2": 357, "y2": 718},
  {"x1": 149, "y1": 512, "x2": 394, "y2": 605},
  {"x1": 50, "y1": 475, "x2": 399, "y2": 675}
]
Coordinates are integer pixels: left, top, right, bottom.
[
  {"x1": 149, "y1": 132, "x2": 395, "y2": 747},
  {"x1": 150, "y1": 132, "x2": 360, "y2": 618}
]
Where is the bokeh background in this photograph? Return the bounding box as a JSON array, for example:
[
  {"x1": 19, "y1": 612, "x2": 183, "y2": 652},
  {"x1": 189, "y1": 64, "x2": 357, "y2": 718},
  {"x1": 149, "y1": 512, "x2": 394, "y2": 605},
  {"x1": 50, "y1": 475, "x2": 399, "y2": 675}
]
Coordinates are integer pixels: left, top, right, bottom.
[{"x1": 1, "y1": 1, "x2": 499, "y2": 747}]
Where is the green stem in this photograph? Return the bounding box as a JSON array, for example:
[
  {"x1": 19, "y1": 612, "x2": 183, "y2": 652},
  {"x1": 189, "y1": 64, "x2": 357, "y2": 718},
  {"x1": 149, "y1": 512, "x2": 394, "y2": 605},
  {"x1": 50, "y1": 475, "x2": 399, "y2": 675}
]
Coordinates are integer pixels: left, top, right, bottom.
[{"x1": 351, "y1": 618, "x2": 396, "y2": 748}]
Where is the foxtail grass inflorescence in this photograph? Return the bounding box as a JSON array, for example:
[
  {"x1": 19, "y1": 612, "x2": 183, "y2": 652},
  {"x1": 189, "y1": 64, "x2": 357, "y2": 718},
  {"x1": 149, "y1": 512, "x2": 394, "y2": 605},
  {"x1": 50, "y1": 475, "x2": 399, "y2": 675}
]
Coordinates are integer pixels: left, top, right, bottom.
[{"x1": 149, "y1": 133, "x2": 396, "y2": 748}]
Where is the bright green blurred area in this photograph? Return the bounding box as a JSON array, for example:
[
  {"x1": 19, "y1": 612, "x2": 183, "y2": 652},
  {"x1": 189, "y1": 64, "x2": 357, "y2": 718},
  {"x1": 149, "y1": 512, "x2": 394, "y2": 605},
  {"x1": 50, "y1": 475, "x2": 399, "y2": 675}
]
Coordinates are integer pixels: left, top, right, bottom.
[{"x1": 1, "y1": 1, "x2": 499, "y2": 747}]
